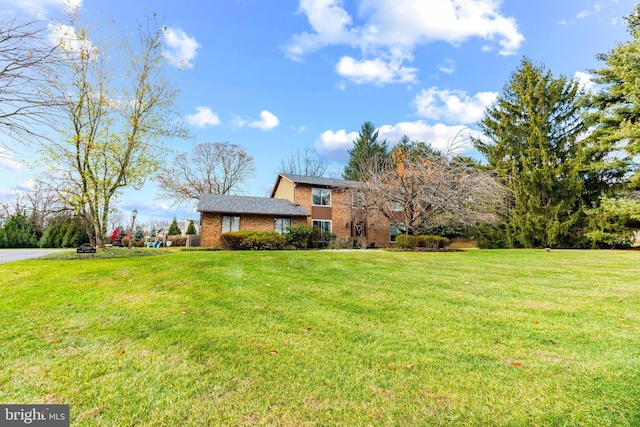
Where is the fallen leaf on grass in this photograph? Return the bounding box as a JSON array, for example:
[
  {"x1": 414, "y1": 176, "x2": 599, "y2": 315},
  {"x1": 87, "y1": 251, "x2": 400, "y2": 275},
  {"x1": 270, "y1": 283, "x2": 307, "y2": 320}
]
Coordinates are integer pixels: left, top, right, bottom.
[
  {"x1": 510, "y1": 361, "x2": 522, "y2": 367},
  {"x1": 494, "y1": 339, "x2": 500, "y2": 344},
  {"x1": 618, "y1": 298, "x2": 623, "y2": 303},
  {"x1": 532, "y1": 321, "x2": 539, "y2": 324},
  {"x1": 549, "y1": 339, "x2": 557, "y2": 345},
  {"x1": 388, "y1": 363, "x2": 396, "y2": 370},
  {"x1": 181, "y1": 310, "x2": 188, "y2": 315},
  {"x1": 306, "y1": 327, "x2": 313, "y2": 331},
  {"x1": 138, "y1": 350, "x2": 149, "y2": 356},
  {"x1": 270, "y1": 350, "x2": 278, "y2": 355},
  {"x1": 463, "y1": 281, "x2": 470, "y2": 285},
  {"x1": 406, "y1": 364, "x2": 414, "y2": 370},
  {"x1": 117, "y1": 350, "x2": 125, "y2": 356}
]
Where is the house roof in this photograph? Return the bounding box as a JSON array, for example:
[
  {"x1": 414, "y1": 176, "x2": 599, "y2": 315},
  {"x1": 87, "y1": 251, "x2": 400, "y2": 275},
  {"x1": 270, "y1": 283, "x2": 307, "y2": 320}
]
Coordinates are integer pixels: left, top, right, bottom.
[
  {"x1": 270, "y1": 173, "x2": 361, "y2": 197},
  {"x1": 197, "y1": 194, "x2": 310, "y2": 216}
]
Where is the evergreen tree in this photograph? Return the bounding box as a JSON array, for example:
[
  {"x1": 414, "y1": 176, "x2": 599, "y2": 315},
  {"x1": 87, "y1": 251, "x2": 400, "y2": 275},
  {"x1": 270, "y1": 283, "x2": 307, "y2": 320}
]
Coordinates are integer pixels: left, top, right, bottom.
[
  {"x1": 590, "y1": 5, "x2": 640, "y2": 175},
  {"x1": 0, "y1": 212, "x2": 38, "y2": 248},
  {"x1": 343, "y1": 121, "x2": 389, "y2": 181},
  {"x1": 168, "y1": 217, "x2": 181, "y2": 235},
  {"x1": 186, "y1": 220, "x2": 197, "y2": 235},
  {"x1": 134, "y1": 227, "x2": 145, "y2": 242},
  {"x1": 474, "y1": 59, "x2": 588, "y2": 248}
]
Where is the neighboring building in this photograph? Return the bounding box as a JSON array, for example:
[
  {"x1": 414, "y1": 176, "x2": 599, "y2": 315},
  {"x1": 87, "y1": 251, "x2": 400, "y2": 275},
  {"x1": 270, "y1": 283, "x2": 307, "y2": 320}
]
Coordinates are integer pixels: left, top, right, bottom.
[{"x1": 197, "y1": 173, "x2": 393, "y2": 248}]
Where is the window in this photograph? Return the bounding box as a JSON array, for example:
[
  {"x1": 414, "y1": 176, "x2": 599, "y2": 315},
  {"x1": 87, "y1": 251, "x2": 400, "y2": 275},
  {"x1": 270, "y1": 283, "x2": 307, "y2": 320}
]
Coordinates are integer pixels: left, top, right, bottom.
[
  {"x1": 312, "y1": 188, "x2": 331, "y2": 206},
  {"x1": 352, "y1": 192, "x2": 366, "y2": 209},
  {"x1": 274, "y1": 217, "x2": 291, "y2": 234},
  {"x1": 390, "y1": 224, "x2": 406, "y2": 243},
  {"x1": 222, "y1": 215, "x2": 240, "y2": 233},
  {"x1": 312, "y1": 220, "x2": 332, "y2": 233},
  {"x1": 389, "y1": 201, "x2": 403, "y2": 211}
]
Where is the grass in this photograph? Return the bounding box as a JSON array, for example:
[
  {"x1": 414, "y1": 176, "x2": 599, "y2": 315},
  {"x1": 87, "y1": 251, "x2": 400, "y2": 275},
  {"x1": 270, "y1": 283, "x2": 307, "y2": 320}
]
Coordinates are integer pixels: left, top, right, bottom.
[{"x1": 1, "y1": 249, "x2": 639, "y2": 426}]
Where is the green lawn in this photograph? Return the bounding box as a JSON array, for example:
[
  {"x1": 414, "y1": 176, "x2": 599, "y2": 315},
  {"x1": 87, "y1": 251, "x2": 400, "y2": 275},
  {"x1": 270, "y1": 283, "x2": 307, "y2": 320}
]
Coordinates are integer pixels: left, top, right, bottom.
[{"x1": 1, "y1": 249, "x2": 639, "y2": 426}]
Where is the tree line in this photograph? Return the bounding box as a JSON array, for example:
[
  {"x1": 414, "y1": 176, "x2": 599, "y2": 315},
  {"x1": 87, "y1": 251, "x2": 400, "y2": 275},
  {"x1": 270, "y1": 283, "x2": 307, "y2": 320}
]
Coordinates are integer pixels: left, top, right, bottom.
[{"x1": 3, "y1": 5, "x2": 640, "y2": 248}]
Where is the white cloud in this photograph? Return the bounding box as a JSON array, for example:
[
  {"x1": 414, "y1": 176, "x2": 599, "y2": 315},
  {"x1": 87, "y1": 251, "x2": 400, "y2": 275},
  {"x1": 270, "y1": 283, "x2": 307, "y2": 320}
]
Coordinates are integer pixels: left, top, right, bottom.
[
  {"x1": 1, "y1": 0, "x2": 81, "y2": 19},
  {"x1": 413, "y1": 87, "x2": 498, "y2": 124},
  {"x1": 574, "y1": 71, "x2": 596, "y2": 93},
  {"x1": 335, "y1": 55, "x2": 417, "y2": 85},
  {"x1": 49, "y1": 23, "x2": 96, "y2": 56},
  {"x1": 285, "y1": 0, "x2": 524, "y2": 85},
  {"x1": 248, "y1": 110, "x2": 280, "y2": 131},
  {"x1": 438, "y1": 58, "x2": 456, "y2": 74},
  {"x1": 185, "y1": 106, "x2": 221, "y2": 127},
  {"x1": 314, "y1": 129, "x2": 359, "y2": 160},
  {"x1": 315, "y1": 121, "x2": 479, "y2": 161},
  {"x1": 577, "y1": 3, "x2": 603, "y2": 19},
  {"x1": 378, "y1": 121, "x2": 477, "y2": 152},
  {"x1": 0, "y1": 149, "x2": 24, "y2": 172},
  {"x1": 163, "y1": 27, "x2": 200, "y2": 69}
]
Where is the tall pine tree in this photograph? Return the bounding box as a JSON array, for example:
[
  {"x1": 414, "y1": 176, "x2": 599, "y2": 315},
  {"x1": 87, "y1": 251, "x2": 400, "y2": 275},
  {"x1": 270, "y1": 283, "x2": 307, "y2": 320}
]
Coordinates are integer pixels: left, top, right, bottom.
[
  {"x1": 474, "y1": 59, "x2": 587, "y2": 248},
  {"x1": 588, "y1": 4, "x2": 640, "y2": 185},
  {"x1": 342, "y1": 121, "x2": 389, "y2": 181}
]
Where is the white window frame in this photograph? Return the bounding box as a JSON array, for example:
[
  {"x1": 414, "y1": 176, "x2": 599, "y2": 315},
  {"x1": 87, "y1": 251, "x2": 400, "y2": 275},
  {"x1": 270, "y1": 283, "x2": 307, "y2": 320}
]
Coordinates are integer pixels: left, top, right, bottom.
[
  {"x1": 274, "y1": 217, "x2": 291, "y2": 234},
  {"x1": 312, "y1": 220, "x2": 332, "y2": 233},
  {"x1": 222, "y1": 215, "x2": 240, "y2": 233},
  {"x1": 312, "y1": 188, "x2": 331, "y2": 207}
]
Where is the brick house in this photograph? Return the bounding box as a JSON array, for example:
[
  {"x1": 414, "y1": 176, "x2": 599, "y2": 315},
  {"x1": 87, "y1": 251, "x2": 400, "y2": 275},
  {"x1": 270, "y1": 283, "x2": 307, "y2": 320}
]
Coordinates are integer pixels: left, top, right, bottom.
[{"x1": 197, "y1": 173, "x2": 394, "y2": 248}]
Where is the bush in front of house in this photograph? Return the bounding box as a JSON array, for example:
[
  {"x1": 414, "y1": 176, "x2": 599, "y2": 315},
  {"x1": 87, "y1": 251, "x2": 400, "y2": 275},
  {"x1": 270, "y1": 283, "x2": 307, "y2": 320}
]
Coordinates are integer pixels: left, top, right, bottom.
[
  {"x1": 417, "y1": 235, "x2": 451, "y2": 249},
  {"x1": 221, "y1": 231, "x2": 285, "y2": 250},
  {"x1": 395, "y1": 234, "x2": 418, "y2": 249},
  {"x1": 309, "y1": 227, "x2": 336, "y2": 248},
  {"x1": 284, "y1": 225, "x2": 313, "y2": 249}
]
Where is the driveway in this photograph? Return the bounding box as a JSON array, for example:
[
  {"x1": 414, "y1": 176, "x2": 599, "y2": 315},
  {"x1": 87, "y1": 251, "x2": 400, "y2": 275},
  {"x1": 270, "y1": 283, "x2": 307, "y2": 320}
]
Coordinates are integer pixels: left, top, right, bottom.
[{"x1": 0, "y1": 249, "x2": 67, "y2": 265}]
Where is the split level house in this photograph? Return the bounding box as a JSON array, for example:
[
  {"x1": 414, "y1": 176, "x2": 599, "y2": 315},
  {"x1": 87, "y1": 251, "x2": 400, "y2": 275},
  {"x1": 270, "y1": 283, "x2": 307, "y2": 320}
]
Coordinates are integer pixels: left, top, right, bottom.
[{"x1": 197, "y1": 173, "x2": 396, "y2": 248}]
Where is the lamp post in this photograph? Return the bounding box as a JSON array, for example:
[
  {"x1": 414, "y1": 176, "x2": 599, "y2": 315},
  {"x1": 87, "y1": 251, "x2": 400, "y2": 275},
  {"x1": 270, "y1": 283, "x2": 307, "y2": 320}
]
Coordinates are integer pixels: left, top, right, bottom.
[{"x1": 129, "y1": 208, "x2": 138, "y2": 249}]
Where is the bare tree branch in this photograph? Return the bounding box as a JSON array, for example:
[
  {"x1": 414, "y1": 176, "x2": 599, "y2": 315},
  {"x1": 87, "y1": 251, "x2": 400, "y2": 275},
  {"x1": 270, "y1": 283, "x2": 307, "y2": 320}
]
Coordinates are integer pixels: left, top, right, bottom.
[
  {"x1": 156, "y1": 142, "x2": 255, "y2": 205},
  {"x1": 278, "y1": 146, "x2": 328, "y2": 177},
  {"x1": 0, "y1": 18, "x2": 65, "y2": 147}
]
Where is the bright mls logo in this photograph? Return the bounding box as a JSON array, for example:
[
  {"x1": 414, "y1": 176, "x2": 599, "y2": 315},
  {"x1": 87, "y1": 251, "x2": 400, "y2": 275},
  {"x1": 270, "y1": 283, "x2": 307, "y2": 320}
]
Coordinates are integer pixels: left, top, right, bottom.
[{"x1": 0, "y1": 405, "x2": 69, "y2": 426}]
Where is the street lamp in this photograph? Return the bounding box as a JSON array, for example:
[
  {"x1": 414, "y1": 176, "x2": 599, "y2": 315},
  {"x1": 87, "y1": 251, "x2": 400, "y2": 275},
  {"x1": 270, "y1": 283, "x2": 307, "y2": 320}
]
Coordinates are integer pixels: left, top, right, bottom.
[{"x1": 129, "y1": 208, "x2": 138, "y2": 249}]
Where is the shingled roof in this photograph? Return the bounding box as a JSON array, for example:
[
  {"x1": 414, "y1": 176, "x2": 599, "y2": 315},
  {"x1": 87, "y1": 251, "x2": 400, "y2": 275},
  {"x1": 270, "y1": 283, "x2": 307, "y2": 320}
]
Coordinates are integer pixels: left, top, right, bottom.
[
  {"x1": 197, "y1": 194, "x2": 310, "y2": 216},
  {"x1": 270, "y1": 174, "x2": 360, "y2": 197}
]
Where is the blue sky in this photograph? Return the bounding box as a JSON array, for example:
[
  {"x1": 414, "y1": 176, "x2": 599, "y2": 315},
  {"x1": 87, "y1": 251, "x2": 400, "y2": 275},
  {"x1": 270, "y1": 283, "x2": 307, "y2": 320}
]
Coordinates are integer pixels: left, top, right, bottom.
[{"x1": 0, "y1": 0, "x2": 637, "y2": 226}]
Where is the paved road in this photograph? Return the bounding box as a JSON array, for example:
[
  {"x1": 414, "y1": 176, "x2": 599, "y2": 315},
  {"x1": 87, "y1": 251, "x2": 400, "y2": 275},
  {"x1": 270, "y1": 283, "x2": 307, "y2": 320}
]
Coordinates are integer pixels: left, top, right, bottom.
[{"x1": 0, "y1": 249, "x2": 67, "y2": 265}]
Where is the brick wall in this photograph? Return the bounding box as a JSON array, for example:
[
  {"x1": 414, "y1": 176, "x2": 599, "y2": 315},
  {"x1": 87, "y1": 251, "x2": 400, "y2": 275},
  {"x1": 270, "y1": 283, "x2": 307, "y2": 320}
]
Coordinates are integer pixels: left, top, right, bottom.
[
  {"x1": 200, "y1": 212, "x2": 307, "y2": 248},
  {"x1": 200, "y1": 212, "x2": 222, "y2": 248}
]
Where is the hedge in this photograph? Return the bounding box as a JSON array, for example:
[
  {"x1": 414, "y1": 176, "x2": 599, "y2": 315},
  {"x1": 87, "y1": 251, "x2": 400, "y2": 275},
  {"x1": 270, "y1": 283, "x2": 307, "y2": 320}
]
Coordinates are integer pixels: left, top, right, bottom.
[{"x1": 221, "y1": 231, "x2": 285, "y2": 250}]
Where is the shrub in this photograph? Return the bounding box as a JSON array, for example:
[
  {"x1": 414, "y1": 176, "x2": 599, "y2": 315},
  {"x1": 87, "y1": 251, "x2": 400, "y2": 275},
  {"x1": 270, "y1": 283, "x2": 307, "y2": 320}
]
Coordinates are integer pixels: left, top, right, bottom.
[
  {"x1": 167, "y1": 235, "x2": 187, "y2": 247},
  {"x1": 395, "y1": 234, "x2": 417, "y2": 249},
  {"x1": 309, "y1": 227, "x2": 336, "y2": 248},
  {"x1": 121, "y1": 236, "x2": 131, "y2": 247},
  {"x1": 221, "y1": 231, "x2": 285, "y2": 250},
  {"x1": 417, "y1": 235, "x2": 451, "y2": 249},
  {"x1": 284, "y1": 225, "x2": 312, "y2": 249},
  {"x1": 0, "y1": 212, "x2": 38, "y2": 248}
]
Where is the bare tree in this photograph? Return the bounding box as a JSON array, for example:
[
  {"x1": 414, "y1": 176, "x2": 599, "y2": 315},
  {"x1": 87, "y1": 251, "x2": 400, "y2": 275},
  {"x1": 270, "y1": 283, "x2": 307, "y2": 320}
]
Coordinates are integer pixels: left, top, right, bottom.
[
  {"x1": 278, "y1": 146, "x2": 328, "y2": 177},
  {"x1": 343, "y1": 140, "x2": 509, "y2": 236},
  {"x1": 156, "y1": 142, "x2": 255, "y2": 204},
  {"x1": 0, "y1": 19, "x2": 63, "y2": 147}
]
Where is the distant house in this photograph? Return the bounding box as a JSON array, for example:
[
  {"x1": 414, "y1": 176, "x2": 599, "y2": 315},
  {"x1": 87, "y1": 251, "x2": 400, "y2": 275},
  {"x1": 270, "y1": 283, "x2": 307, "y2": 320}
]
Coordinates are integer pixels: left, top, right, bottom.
[{"x1": 197, "y1": 173, "x2": 393, "y2": 248}]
